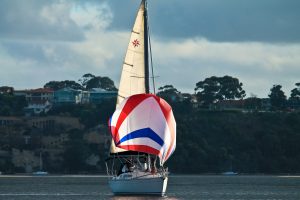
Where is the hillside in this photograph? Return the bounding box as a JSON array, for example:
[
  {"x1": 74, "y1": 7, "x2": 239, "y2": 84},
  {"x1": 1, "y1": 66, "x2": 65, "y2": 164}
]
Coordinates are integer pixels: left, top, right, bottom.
[{"x1": 168, "y1": 110, "x2": 300, "y2": 174}]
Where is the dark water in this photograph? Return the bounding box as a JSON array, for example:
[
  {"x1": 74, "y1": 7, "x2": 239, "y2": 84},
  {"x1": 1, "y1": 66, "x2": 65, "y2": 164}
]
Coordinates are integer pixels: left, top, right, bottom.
[{"x1": 0, "y1": 175, "x2": 299, "y2": 200}]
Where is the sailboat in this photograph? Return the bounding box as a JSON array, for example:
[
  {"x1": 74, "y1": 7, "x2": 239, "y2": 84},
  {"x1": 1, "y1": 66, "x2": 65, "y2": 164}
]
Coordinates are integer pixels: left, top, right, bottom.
[
  {"x1": 32, "y1": 151, "x2": 48, "y2": 175},
  {"x1": 106, "y1": 0, "x2": 176, "y2": 196}
]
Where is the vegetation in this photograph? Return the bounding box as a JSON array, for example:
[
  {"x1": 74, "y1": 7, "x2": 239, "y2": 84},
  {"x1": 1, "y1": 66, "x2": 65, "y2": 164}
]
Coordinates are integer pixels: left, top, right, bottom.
[
  {"x1": 290, "y1": 83, "x2": 300, "y2": 100},
  {"x1": 167, "y1": 109, "x2": 300, "y2": 174},
  {"x1": 0, "y1": 94, "x2": 27, "y2": 116},
  {"x1": 44, "y1": 80, "x2": 83, "y2": 90},
  {"x1": 44, "y1": 73, "x2": 117, "y2": 91},
  {"x1": 1, "y1": 75, "x2": 300, "y2": 174},
  {"x1": 62, "y1": 129, "x2": 91, "y2": 173},
  {"x1": 269, "y1": 85, "x2": 287, "y2": 110},
  {"x1": 79, "y1": 73, "x2": 117, "y2": 91},
  {"x1": 195, "y1": 76, "x2": 246, "y2": 107}
]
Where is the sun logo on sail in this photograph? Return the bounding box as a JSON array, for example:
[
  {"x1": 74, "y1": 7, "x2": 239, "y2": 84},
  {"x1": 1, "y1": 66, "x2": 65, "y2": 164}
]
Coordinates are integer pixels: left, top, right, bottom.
[{"x1": 132, "y1": 39, "x2": 140, "y2": 48}]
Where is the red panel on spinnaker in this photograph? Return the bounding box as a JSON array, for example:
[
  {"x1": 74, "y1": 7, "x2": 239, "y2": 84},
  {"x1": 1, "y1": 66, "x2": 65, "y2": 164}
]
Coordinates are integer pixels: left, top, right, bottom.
[{"x1": 109, "y1": 94, "x2": 176, "y2": 164}]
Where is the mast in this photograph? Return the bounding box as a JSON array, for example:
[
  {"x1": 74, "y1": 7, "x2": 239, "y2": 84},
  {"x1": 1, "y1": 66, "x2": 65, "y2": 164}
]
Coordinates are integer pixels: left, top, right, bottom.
[{"x1": 144, "y1": 0, "x2": 150, "y2": 94}]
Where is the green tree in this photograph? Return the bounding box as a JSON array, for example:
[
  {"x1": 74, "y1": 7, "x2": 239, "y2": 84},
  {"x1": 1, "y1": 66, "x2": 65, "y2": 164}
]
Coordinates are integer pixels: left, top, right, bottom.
[
  {"x1": 268, "y1": 85, "x2": 286, "y2": 110},
  {"x1": 0, "y1": 94, "x2": 27, "y2": 116},
  {"x1": 195, "y1": 76, "x2": 220, "y2": 106},
  {"x1": 78, "y1": 73, "x2": 96, "y2": 88},
  {"x1": 85, "y1": 76, "x2": 117, "y2": 91},
  {"x1": 63, "y1": 129, "x2": 90, "y2": 173},
  {"x1": 157, "y1": 85, "x2": 181, "y2": 102},
  {"x1": 219, "y1": 76, "x2": 246, "y2": 100},
  {"x1": 0, "y1": 86, "x2": 14, "y2": 95},
  {"x1": 44, "y1": 80, "x2": 83, "y2": 90},
  {"x1": 244, "y1": 97, "x2": 262, "y2": 111},
  {"x1": 290, "y1": 83, "x2": 300, "y2": 100},
  {"x1": 195, "y1": 76, "x2": 246, "y2": 107}
]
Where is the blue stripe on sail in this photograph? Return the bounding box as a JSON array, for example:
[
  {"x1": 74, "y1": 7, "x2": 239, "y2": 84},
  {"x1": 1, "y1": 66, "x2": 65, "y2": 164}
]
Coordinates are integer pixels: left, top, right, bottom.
[{"x1": 117, "y1": 128, "x2": 164, "y2": 147}]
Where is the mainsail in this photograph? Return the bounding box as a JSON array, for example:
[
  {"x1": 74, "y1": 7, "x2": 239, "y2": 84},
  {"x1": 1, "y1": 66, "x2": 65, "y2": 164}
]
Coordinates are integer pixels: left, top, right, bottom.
[
  {"x1": 109, "y1": 94, "x2": 176, "y2": 164},
  {"x1": 117, "y1": 0, "x2": 147, "y2": 105},
  {"x1": 110, "y1": 0, "x2": 148, "y2": 154}
]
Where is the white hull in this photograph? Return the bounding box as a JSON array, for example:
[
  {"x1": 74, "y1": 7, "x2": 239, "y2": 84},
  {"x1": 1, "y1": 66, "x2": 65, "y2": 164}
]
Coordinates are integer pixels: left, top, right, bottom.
[{"x1": 109, "y1": 175, "x2": 168, "y2": 196}]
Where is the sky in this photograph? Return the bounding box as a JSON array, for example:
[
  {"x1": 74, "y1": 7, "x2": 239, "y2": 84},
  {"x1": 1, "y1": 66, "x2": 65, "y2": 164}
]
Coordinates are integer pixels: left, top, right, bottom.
[{"x1": 0, "y1": 0, "x2": 299, "y2": 98}]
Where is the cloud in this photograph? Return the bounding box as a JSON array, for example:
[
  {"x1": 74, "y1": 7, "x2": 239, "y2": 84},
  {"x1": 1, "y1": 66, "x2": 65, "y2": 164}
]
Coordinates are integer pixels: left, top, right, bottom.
[
  {"x1": 107, "y1": 0, "x2": 300, "y2": 43},
  {"x1": 0, "y1": 0, "x2": 299, "y2": 99},
  {"x1": 151, "y1": 38, "x2": 300, "y2": 97},
  {"x1": 0, "y1": 0, "x2": 118, "y2": 89},
  {"x1": 0, "y1": 0, "x2": 84, "y2": 41}
]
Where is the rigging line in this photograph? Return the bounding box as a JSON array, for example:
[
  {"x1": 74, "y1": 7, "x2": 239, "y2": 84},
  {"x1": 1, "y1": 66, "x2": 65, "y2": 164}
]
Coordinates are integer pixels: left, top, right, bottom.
[
  {"x1": 147, "y1": 6, "x2": 156, "y2": 95},
  {"x1": 144, "y1": 0, "x2": 150, "y2": 94}
]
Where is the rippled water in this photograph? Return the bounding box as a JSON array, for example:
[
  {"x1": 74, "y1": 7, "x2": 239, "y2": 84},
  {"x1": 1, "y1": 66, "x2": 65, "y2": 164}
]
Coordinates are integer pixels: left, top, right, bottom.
[{"x1": 0, "y1": 175, "x2": 299, "y2": 200}]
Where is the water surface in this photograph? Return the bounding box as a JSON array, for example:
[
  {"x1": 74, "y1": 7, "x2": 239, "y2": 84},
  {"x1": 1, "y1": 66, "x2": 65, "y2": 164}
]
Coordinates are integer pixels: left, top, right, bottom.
[{"x1": 0, "y1": 175, "x2": 299, "y2": 200}]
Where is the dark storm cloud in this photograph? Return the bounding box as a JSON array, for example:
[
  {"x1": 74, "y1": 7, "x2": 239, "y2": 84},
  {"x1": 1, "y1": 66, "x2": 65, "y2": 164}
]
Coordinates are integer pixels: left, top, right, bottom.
[
  {"x1": 106, "y1": 0, "x2": 300, "y2": 43},
  {"x1": 0, "y1": 0, "x2": 84, "y2": 41}
]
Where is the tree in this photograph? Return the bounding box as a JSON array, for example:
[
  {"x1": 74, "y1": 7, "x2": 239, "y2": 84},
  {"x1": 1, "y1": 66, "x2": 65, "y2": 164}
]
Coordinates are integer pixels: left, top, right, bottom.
[
  {"x1": 85, "y1": 76, "x2": 117, "y2": 91},
  {"x1": 195, "y1": 76, "x2": 246, "y2": 107},
  {"x1": 268, "y1": 85, "x2": 286, "y2": 110},
  {"x1": 0, "y1": 86, "x2": 14, "y2": 95},
  {"x1": 44, "y1": 80, "x2": 83, "y2": 90},
  {"x1": 0, "y1": 94, "x2": 27, "y2": 116},
  {"x1": 244, "y1": 97, "x2": 262, "y2": 111},
  {"x1": 219, "y1": 76, "x2": 246, "y2": 100},
  {"x1": 63, "y1": 129, "x2": 90, "y2": 173},
  {"x1": 157, "y1": 85, "x2": 181, "y2": 102},
  {"x1": 78, "y1": 73, "x2": 96, "y2": 88},
  {"x1": 290, "y1": 83, "x2": 300, "y2": 100}
]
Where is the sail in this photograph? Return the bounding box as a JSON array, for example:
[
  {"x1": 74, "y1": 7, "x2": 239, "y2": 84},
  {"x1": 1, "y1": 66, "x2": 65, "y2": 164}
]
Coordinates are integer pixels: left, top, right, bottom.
[
  {"x1": 117, "y1": 0, "x2": 146, "y2": 105},
  {"x1": 110, "y1": 0, "x2": 147, "y2": 154},
  {"x1": 109, "y1": 94, "x2": 176, "y2": 165}
]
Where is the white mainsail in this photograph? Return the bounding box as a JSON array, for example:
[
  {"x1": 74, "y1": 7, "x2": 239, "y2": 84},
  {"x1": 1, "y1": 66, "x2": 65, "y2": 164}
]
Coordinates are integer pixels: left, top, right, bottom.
[{"x1": 110, "y1": 1, "x2": 147, "y2": 154}]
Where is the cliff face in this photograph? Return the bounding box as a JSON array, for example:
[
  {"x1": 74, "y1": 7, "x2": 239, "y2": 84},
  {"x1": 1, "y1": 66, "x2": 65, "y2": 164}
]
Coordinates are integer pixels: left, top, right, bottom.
[
  {"x1": 168, "y1": 111, "x2": 300, "y2": 174},
  {"x1": 1, "y1": 111, "x2": 300, "y2": 174},
  {"x1": 0, "y1": 116, "x2": 110, "y2": 174}
]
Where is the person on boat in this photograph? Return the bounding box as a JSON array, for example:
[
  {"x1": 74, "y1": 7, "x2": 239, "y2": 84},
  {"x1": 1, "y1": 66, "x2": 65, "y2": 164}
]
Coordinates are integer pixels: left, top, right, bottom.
[
  {"x1": 150, "y1": 157, "x2": 157, "y2": 174},
  {"x1": 117, "y1": 161, "x2": 129, "y2": 175},
  {"x1": 117, "y1": 163, "x2": 126, "y2": 176},
  {"x1": 122, "y1": 162, "x2": 129, "y2": 173}
]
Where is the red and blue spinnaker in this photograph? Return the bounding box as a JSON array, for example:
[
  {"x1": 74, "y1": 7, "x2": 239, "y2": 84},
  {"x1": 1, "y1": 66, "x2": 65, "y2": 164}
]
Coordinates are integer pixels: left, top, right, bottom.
[{"x1": 109, "y1": 94, "x2": 176, "y2": 165}]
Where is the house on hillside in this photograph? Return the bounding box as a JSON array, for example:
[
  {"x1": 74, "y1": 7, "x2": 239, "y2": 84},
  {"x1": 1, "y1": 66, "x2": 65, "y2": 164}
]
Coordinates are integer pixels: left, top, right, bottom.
[
  {"x1": 25, "y1": 88, "x2": 54, "y2": 103},
  {"x1": 25, "y1": 100, "x2": 52, "y2": 115},
  {"x1": 215, "y1": 99, "x2": 245, "y2": 111},
  {"x1": 88, "y1": 88, "x2": 117, "y2": 104},
  {"x1": 14, "y1": 88, "x2": 54, "y2": 115},
  {"x1": 53, "y1": 87, "x2": 81, "y2": 105}
]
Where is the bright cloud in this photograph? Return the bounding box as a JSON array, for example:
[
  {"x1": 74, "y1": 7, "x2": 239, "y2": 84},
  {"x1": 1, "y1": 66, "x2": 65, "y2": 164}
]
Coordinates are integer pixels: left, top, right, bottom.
[
  {"x1": 152, "y1": 38, "x2": 300, "y2": 97},
  {"x1": 70, "y1": 2, "x2": 113, "y2": 30}
]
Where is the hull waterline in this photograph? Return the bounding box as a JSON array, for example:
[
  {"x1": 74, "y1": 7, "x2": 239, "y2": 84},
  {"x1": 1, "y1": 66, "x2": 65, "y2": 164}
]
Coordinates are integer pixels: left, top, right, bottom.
[{"x1": 109, "y1": 176, "x2": 168, "y2": 196}]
